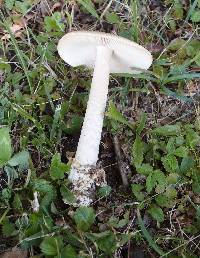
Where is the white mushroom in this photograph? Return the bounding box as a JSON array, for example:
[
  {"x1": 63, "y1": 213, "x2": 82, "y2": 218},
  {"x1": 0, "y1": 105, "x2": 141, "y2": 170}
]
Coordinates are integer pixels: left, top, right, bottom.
[{"x1": 57, "y1": 31, "x2": 152, "y2": 206}]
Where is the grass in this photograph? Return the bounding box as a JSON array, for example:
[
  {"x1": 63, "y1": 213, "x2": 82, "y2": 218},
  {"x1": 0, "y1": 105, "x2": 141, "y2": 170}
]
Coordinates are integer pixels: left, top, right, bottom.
[{"x1": 0, "y1": 0, "x2": 200, "y2": 257}]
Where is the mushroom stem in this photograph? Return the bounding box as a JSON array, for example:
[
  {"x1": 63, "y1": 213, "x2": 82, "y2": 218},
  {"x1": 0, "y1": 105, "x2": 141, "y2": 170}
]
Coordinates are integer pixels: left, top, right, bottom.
[
  {"x1": 75, "y1": 46, "x2": 113, "y2": 166},
  {"x1": 68, "y1": 46, "x2": 113, "y2": 206}
]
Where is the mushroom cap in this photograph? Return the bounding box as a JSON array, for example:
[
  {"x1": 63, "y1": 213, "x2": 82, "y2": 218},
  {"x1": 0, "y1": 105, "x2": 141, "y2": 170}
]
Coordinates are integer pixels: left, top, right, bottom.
[{"x1": 57, "y1": 31, "x2": 152, "y2": 74}]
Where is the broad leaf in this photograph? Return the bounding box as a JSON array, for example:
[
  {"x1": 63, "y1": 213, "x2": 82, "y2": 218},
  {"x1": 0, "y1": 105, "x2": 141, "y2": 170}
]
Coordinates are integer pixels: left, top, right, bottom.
[
  {"x1": 152, "y1": 124, "x2": 181, "y2": 136},
  {"x1": 168, "y1": 38, "x2": 186, "y2": 51},
  {"x1": 146, "y1": 172, "x2": 157, "y2": 193},
  {"x1": 60, "y1": 185, "x2": 76, "y2": 204},
  {"x1": 5, "y1": 0, "x2": 15, "y2": 10},
  {"x1": 97, "y1": 185, "x2": 112, "y2": 198},
  {"x1": 131, "y1": 184, "x2": 145, "y2": 201},
  {"x1": 8, "y1": 150, "x2": 30, "y2": 169},
  {"x1": 132, "y1": 136, "x2": 144, "y2": 167},
  {"x1": 33, "y1": 179, "x2": 55, "y2": 208},
  {"x1": 0, "y1": 127, "x2": 12, "y2": 167},
  {"x1": 137, "y1": 163, "x2": 153, "y2": 176},
  {"x1": 161, "y1": 154, "x2": 179, "y2": 173},
  {"x1": 50, "y1": 153, "x2": 70, "y2": 180},
  {"x1": 180, "y1": 156, "x2": 195, "y2": 173},
  {"x1": 186, "y1": 128, "x2": 200, "y2": 148},
  {"x1": 74, "y1": 207, "x2": 95, "y2": 231},
  {"x1": 96, "y1": 231, "x2": 117, "y2": 255},
  {"x1": 40, "y1": 236, "x2": 63, "y2": 256},
  {"x1": 60, "y1": 245, "x2": 77, "y2": 258},
  {"x1": 191, "y1": 10, "x2": 200, "y2": 22},
  {"x1": 2, "y1": 218, "x2": 16, "y2": 237},
  {"x1": 174, "y1": 146, "x2": 188, "y2": 157},
  {"x1": 136, "y1": 112, "x2": 147, "y2": 134},
  {"x1": 148, "y1": 206, "x2": 164, "y2": 222}
]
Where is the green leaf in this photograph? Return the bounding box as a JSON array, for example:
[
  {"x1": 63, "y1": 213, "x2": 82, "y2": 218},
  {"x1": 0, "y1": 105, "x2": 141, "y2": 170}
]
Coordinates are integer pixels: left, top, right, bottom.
[
  {"x1": 174, "y1": 146, "x2": 188, "y2": 157},
  {"x1": 136, "y1": 163, "x2": 153, "y2": 176},
  {"x1": 12, "y1": 193, "x2": 23, "y2": 211},
  {"x1": 40, "y1": 236, "x2": 64, "y2": 256},
  {"x1": 108, "y1": 216, "x2": 119, "y2": 228},
  {"x1": 132, "y1": 136, "x2": 144, "y2": 167},
  {"x1": 15, "y1": 0, "x2": 32, "y2": 15},
  {"x1": 146, "y1": 172, "x2": 157, "y2": 193},
  {"x1": 44, "y1": 12, "x2": 65, "y2": 32},
  {"x1": 64, "y1": 231, "x2": 84, "y2": 249},
  {"x1": 156, "y1": 188, "x2": 177, "y2": 208},
  {"x1": 154, "y1": 170, "x2": 166, "y2": 193},
  {"x1": 5, "y1": 0, "x2": 15, "y2": 10},
  {"x1": 8, "y1": 150, "x2": 30, "y2": 169},
  {"x1": 155, "y1": 195, "x2": 169, "y2": 208},
  {"x1": 191, "y1": 10, "x2": 200, "y2": 22},
  {"x1": 64, "y1": 115, "x2": 83, "y2": 134},
  {"x1": 146, "y1": 170, "x2": 166, "y2": 193},
  {"x1": 33, "y1": 179, "x2": 55, "y2": 208},
  {"x1": 186, "y1": 39, "x2": 200, "y2": 57},
  {"x1": 77, "y1": 0, "x2": 99, "y2": 18},
  {"x1": 105, "y1": 12, "x2": 120, "y2": 24},
  {"x1": 175, "y1": 135, "x2": 185, "y2": 146},
  {"x1": 60, "y1": 185, "x2": 76, "y2": 204},
  {"x1": 60, "y1": 245, "x2": 77, "y2": 258},
  {"x1": 0, "y1": 127, "x2": 12, "y2": 167},
  {"x1": 166, "y1": 173, "x2": 179, "y2": 184},
  {"x1": 186, "y1": 128, "x2": 200, "y2": 148},
  {"x1": 1, "y1": 188, "x2": 12, "y2": 203},
  {"x1": 165, "y1": 187, "x2": 177, "y2": 200},
  {"x1": 74, "y1": 207, "x2": 95, "y2": 231},
  {"x1": 131, "y1": 184, "x2": 145, "y2": 201},
  {"x1": 180, "y1": 156, "x2": 195, "y2": 173},
  {"x1": 137, "y1": 209, "x2": 165, "y2": 256},
  {"x1": 33, "y1": 179, "x2": 53, "y2": 193},
  {"x1": 173, "y1": 2, "x2": 183, "y2": 19},
  {"x1": 148, "y1": 206, "x2": 164, "y2": 222},
  {"x1": 136, "y1": 112, "x2": 147, "y2": 134},
  {"x1": 2, "y1": 218, "x2": 16, "y2": 237},
  {"x1": 166, "y1": 137, "x2": 175, "y2": 154},
  {"x1": 96, "y1": 231, "x2": 117, "y2": 255},
  {"x1": 192, "y1": 172, "x2": 200, "y2": 193},
  {"x1": 97, "y1": 185, "x2": 112, "y2": 198},
  {"x1": 168, "y1": 38, "x2": 186, "y2": 51},
  {"x1": 50, "y1": 153, "x2": 70, "y2": 180},
  {"x1": 4, "y1": 166, "x2": 18, "y2": 184},
  {"x1": 152, "y1": 124, "x2": 181, "y2": 136},
  {"x1": 161, "y1": 154, "x2": 179, "y2": 173},
  {"x1": 146, "y1": 173, "x2": 156, "y2": 193},
  {"x1": 106, "y1": 102, "x2": 133, "y2": 129}
]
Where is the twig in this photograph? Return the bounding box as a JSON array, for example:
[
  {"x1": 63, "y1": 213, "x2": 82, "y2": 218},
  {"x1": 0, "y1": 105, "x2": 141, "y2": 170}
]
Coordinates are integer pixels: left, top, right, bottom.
[{"x1": 113, "y1": 135, "x2": 129, "y2": 187}]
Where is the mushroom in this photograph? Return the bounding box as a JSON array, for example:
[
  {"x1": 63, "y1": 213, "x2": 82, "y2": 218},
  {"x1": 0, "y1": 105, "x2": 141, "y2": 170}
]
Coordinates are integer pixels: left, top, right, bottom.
[{"x1": 57, "y1": 31, "x2": 152, "y2": 206}]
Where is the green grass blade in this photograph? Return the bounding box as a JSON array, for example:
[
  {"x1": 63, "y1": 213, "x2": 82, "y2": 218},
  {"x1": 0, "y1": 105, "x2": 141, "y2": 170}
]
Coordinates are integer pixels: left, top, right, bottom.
[
  {"x1": 131, "y1": 0, "x2": 140, "y2": 42},
  {"x1": 161, "y1": 86, "x2": 193, "y2": 103},
  {"x1": 77, "y1": 0, "x2": 99, "y2": 19},
  {"x1": 137, "y1": 209, "x2": 166, "y2": 256},
  {"x1": 163, "y1": 73, "x2": 200, "y2": 84},
  {"x1": 185, "y1": 0, "x2": 198, "y2": 23},
  {"x1": 0, "y1": 19, "x2": 33, "y2": 94}
]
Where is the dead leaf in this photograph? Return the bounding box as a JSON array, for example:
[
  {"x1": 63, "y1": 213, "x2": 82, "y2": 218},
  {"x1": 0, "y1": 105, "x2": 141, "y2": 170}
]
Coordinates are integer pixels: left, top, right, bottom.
[
  {"x1": 1, "y1": 18, "x2": 27, "y2": 40},
  {"x1": 50, "y1": 2, "x2": 62, "y2": 12},
  {"x1": 0, "y1": 248, "x2": 27, "y2": 258},
  {"x1": 39, "y1": 0, "x2": 50, "y2": 16}
]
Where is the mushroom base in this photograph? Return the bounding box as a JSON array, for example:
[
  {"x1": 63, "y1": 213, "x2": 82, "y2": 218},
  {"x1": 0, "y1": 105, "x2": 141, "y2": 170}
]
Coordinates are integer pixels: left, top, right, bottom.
[{"x1": 68, "y1": 163, "x2": 106, "y2": 206}]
